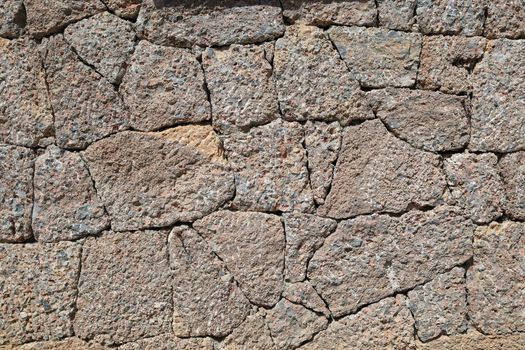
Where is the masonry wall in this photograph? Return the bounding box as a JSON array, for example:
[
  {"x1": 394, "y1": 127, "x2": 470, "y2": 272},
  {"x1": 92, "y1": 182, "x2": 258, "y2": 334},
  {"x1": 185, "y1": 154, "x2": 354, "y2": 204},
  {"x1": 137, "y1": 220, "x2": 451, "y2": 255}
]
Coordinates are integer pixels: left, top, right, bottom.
[{"x1": 1, "y1": 0, "x2": 524, "y2": 349}]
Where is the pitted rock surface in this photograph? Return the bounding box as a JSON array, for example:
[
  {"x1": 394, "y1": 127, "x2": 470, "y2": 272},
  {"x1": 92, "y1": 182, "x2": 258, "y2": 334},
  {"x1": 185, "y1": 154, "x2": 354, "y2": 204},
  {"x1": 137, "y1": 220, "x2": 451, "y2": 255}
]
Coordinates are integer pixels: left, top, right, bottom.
[
  {"x1": 216, "y1": 313, "x2": 276, "y2": 350},
  {"x1": 499, "y1": 151, "x2": 525, "y2": 220},
  {"x1": 377, "y1": 0, "x2": 416, "y2": 31},
  {"x1": 415, "y1": 330, "x2": 525, "y2": 350},
  {"x1": 281, "y1": 0, "x2": 376, "y2": 26},
  {"x1": 0, "y1": 0, "x2": 25, "y2": 39}
]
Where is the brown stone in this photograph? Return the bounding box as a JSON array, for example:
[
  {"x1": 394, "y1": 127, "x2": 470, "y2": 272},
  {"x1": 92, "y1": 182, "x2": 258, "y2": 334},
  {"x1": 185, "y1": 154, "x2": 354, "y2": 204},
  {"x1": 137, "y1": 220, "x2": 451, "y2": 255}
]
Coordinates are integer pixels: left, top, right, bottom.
[
  {"x1": 281, "y1": 0, "x2": 376, "y2": 26},
  {"x1": 74, "y1": 231, "x2": 171, "y2": 345},
  {"x1": 6, "y1": 338, "x2": 108, "y2": 350},
  {"x1": 119, "y1": 335, "x2": 213, "y2": 350},
  {"x1": 105, "y1": 0, "x2": 142, "y2": 19},
  {"x1": 274, "y1": 25, "x2": 373, "y2": 125},
  {"x1": 0, "y1": 146, "x2": 34, "y2": 243},
  {"x1": 415, "y1": 0, "x2": 485, "y2": 36},
  {"x1": 283, "y1": 281, "x2": 331, "y2": 317},
  {"x1": 169, "y1": 226, "x2": 251, "y2": 338},
  {"x1": 415, "y1": 330, "x2": 525, "y2": 350},
  {"x1": 0, "y1": 0, "x2": 25, "y2": 38},
  {"x1": 0, "y1": 242, "x2": 81, "y2": 345},
  {"x1": 467, "y1": 222, "x2": 525, "y2": 335},
  {"x1": 309, "y1": 206, "x2": 473, "y2": 317},
  {"x1": 217, "y1": 313, "x2": 276, "y2": 350},
  {"x1": 120, "y1": 40, "x2": 210, "y2": 131},
  {"x1": 377, "y1": 0, "x2": 417, "y2": 31},
  {"x1": 499, "y1": 151, "x2": 525, "y2": 220},
  {"x1": 484, "y1": 0, "x2": 525, "y2": 39},
  {"x1": 319, "y1": 119, "x2": 446, "y2": 219},
  {"x1": 194, "y1": 211, "x2": 285, "y2": 307}
]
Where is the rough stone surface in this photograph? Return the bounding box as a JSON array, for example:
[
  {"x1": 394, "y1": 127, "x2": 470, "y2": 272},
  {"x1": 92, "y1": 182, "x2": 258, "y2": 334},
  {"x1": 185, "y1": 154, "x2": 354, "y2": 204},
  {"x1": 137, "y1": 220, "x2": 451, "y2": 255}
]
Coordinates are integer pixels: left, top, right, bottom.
[
  {"x1": 202, "y1": 44, "x2": 278, "y2": 133},
  {"x1": 319, "y1": 119, "x2": 446, "y2": 219},
  {"x1": 470, "y1": 39, "x2": 525, "y2": 152},
  {"x1": 64, "y1": 12, "x2": 136, "y2": 85},
  {"x1": 223, "y1": 119, "x2": 314, "y2": 212},
  {"x1": 302, "y1": 296, "x2": 416, "y2": 350},
  {"x1": 266, "y1": 299, "x2": 328, "y2": 349},
  {"x1": 415, "y1": 330, "x2": 525, "y2": 350},
  {"x1": 283, "y1": 281, "x2": 331, "y2": 317},
  {"x1": 169, "y1": 226, "x2": 251, "y2": 337},
  {"x1": 499, "y1": 152, "x2": 525, "y2": 220},
  {"x1": 467, "y1": 222, "x2": 525, "y2": 335},
  {"x1": 83, "y1": 127, "x2": 234, "y2": 231},
  {"x1": 283, "y1": 213, "x2": 337, "y2": 282},
  {"x1": 194, "y1": 211, "x2": 284, "y2": 307},
  {"x1": 105, "y1": 0, "x2": 142, "y2": 19},
  {"x1": 444, "y1": 153, "x2": 505, "y2": 224},
  {"x1": 119, "y1": 335, "x2": 213, "y2": 350},
  {"x1": 368, "y1": 88, "x2": 469, "y2": 152},
  {"x1": 281, "y1": 0, "x2": 376, "y2": 26},
  {"x1": 24, "y1": 0, "x2": 105, "y2": 38},
  {"x1": 216, "y1": 313, "x2": 275, "y2": 350},
  {"x1": 328, "y1": 26, "x2": 422, "y2": 88},
  {"x1": 484, "y1": 0, "x2": 525, "y2": 39},
  {"x1": 417, "y1": 35, "x2": 487, "y2": 94},
  {"x1": 0, "y1": 0, "x2": 25, "y2": 39},
  {"x1": 274, "y1": 25, "x2": 373, "y2": 125},
  {"x1": 0, "y1": 242, "x2": 81, "y2": 345},
  {"x1": 377, "y1": 0, "x2": 417, "y2": 31},
  {"x1": 44, "y1": 34, "x2": 129, "y2": 150},
  {"x1": 304, "y1": 121, "x2": 342, "y2": 204},
  {"x1": 309, "y1": 206, "x2": 473, "y2": 317},
  {"x1": 120, "y1": 40, "x2": 210, "y2": 131},
  {"x1": 0, "y1": 146, "x2": 34, "y2": 243},
  {"x1": 4, "y1": 338, "x2": 108, "y2": 350},
  {"x1": 136, "y1": 0, "x2": 284, "y2": 47},
  {"x1": 0, "y1": 38, "x2": 54, "y2": 148},
  {"x1": 415, "y1": 0, "x2": 486, "y2": 36},
  {"x1": 407, "y1": 267, "x2": 468, "y2": 342},
  {"x1": 74, "y1": 231, "x2": 171, "y2": 345}
]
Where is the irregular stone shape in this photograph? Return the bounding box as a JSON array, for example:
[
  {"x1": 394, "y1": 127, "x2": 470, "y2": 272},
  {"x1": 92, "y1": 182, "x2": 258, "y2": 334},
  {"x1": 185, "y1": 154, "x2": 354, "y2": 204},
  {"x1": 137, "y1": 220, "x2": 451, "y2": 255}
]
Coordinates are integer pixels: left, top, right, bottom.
[
  {"x1": 499, "y1": 152, "x2": 525, "y2": 220},
  {"x1": 377, "y1": 0, "x2": 417, "y2": 30},
  {"x1": 283, "y1": 281, "x2": 331, "y2": 317},
  {"x1": 44, "y1": 35, "x2": 128, "y2": 150},
  {"x1": 32, "y1": 146, "x2": 109, "y2": 242},
  {"x1": 0, "y1": 38, "x2": 54, "y2": 147},
  {"x1": 0, "y1": 146, "x2": 34, "y2": 243},
  {"x1": 415, "y1": 0, "x2": 485, "y2": 36},
  {"x1": 74, "y1": 231, "x2": 171, "y2": 345},
  {"x1": 119, "y1": 334, "x2": 213, "y2": 350},
  {"x1": 444, "y1": 153, "x2": 505, "y2": 224},
  {"x1": 194, "y1": 211, "x2": 285, "y2": 307},
  {"x1": 83, "y1": 128, "x2": 234, "y2": 231},
  {"x1": 274, "y1": 25, "x2": 372, "y2": 125},
  {"x1": 470, "y1": 39, "x2": 525, "y2": 152},
  {"x1": 328, "y1": 26, "x2": 422, "y2": 88},
  {"x1": 64, "y1": 12, "x2": 136, "y2": 85},
  {"x1": 120, "y1": 40, "x2": 210, "y2": 131},
  {"x1": 484, "y1": 0, "x2": 525, "y2": 39},
  {"x1": 24, "y1": 0, "x2": 105, "y2": 38},
  {"x1": 169, "y1": 226, "x2": 250, "y2": 337},
  {"x1": 408, "y1": 267, "x2": 468, "y2": 342},
  {"x1": 367, "y1": 88, "x2": 469, "y2": 152},
  {"x1": 8, "y1": 338, "x2": 109, "y2": 350},
  {"x1": 217, "y1": 313, "x2": 276, "y2": 350},
  {"x1": 0, "y1": 242, "x2": 81, "y2": 345},
  {"x1": 105, "y1": 0, "x2": 142, "y2": 19},
  {"x1": 283, "y1": 213, "x2": 337, "y2": 282},
  {"x1": 223, "y1": 119, "x2": 314, "y2": 212},
  {"x1": 0, "y1": 0, "x2": 25, "y2": 38},
  {"x1": 319, "y1": 120, "x2": 446, "y2": 219},
  {"x1": 304, "y1": 121, "x2": 342, "y2": 204},
  {"x1": 417, "y1": 35, "x2": 487, "y2": 94},
  {"x1": 136, "y1": 0, "x2": 284, "y2": 47},
  {"x1": 267, "y1": 299, "x2": 328, "y2": 349},
  {"x1": 202, "y1": 44, "x2": 278, "y2": 133},
  {"x1": 309, "y1": 206, "x2": 473, "y2": 317},
  {"x1": 467, "y1": 222, "x2": 525, "y2": 335},
  {"x1": 281, "y1": 0, "x2": 376, "y2": 26},
  {"x1": 302, "y1": 296, "x2": 415, "y2": 350},
  {"x1": 415, "y1": 330, "x2": 525, "y2": 350}
]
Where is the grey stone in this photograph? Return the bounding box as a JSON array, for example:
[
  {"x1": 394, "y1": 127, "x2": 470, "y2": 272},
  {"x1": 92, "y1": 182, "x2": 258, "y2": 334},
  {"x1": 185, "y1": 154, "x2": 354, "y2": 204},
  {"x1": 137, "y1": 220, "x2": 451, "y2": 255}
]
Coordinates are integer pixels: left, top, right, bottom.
[
  {"x1": 415, "y1": 330, "x2": 525, "y2": 350},
  {"x1": 0, "y1": 145, "x2": 34, "y2": 243},
  {"x1": 0, "y1": 242, "x2": 81, "y2": 345},
  {"x1": 136, "y1": 0, "x2": 284, "y2": 47},
  {"x1": 309, "y1": 206, "x2": 474, "y2": 317},
  {"x1": 283, "y1": 281, "x2": 331, "y2": 317},
  {"x1": 328, "y1": 26, "x2": 422, "y2": 88},
  {"x1": 32, "y1": 146, "x2": 109, "y2": 242},
  {"x1": 202, "y1": 44, "x2": 278, "y2": 133},
  {"x1": 169, "y1": 226, "x2": 251, "y2": 338},
  {"x1": 105, "y1": 0, "x2": 142, "y2": 19},
  {"x1": 74, "y1": 231, "x2": 172, "y2": 345},
  {"x1": 281, "y1": 0, "x2": 376, "y2": 26},
  {"x1": 367, "y1": 88, "x2": 470, "y2": 152},
  {"x1": 0, "y1": 0, "x2": 25, "y2": 38},
  {"x1": 319, "y1": 119, "x2": 446, "y2": 219},
  {"x1": 217, "y1": 313, "x2": 276, "y2": 350},
  {"x1": 194, "y1": 211, "x2": 284, "y2": 307},
  {"x1": 119, "y1": 335, "x2": 213, "y2": 350},
  {"x1": 499, "y1": 152, "x2": 525, "y2": 220},
  {"x1": 484, "y1": 0, "x2": 525, "y2": 39},
  {"x1": 377, "y1": 0, "x2": 417, "y2": 31},
  {"x1": 120, "y1": 40, "x2": 210, "y2": 131},
  {"x1": 274, "y1": 25, "x2": 372, "y2": 125}
]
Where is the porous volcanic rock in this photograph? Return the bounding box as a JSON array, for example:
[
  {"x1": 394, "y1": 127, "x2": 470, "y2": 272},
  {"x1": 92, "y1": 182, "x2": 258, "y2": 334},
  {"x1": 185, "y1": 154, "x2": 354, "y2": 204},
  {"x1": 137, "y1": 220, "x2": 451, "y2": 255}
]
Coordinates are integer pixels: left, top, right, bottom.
[
  {"x1": 105, "y1": 0, "x2": 143, "y2": 19},
  {"x1": 5, "y1": 337, "x2": 109, "y2": 350},
  {"x1": 281, "y1": 0, "x2": 376, "y2": 26},
  {"x1": 415, "y1": 0, "x2": 485, "y2": 36},
  {"x1": 377, "y1": 0, "x2": 417, "y2": 31},
  {"x1": 498, "y1": 151, "x2": 525, "y2": 220},
  {"x1": 283, "y1": 281, "x2": 331, "y2": 317},
  {"x1": 119, "y1": 335, "x2": 213, "y2": 350},
  {"x1": 216, "y1": 313, "x2": 276, "y2": 350},
  {"x1": 415, "y1": 330, "x2": 525, "y2": 350},
  {"x1": 484, "y1": 0, "x2": 525, "y2": 39},
  {"x1": 0, "y1": 0, "x2": 25, "y2": 38}
]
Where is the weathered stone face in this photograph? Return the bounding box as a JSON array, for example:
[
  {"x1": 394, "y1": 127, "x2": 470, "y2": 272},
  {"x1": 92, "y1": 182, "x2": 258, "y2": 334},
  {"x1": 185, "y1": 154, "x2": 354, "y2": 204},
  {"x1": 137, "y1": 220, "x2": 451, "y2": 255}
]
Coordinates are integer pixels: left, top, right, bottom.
[
  {"x1": 0, "y1": 0, "x2": 25, "y2": 38},
  {"x1": 283, "y1": 281, "x2": 331, "y2": 317},
  {"x1": 415, "y1": 0, "x2": 485, "y2": 36},
  {"x1": 281, "y1": 0, "x2": 376, "y2": 26},
  {"x1": 119, "y1": 335, "x2": 213, "y2": 350},
  {"x1": 104, "y1": 0, "x2": 143, "y2": 19},
  {"x1": 328, "y1": 26, "x2": 422, "y2": 88},
  {"x1": 136, "y1": 0, "x2": 284, "y2": 47},
  {"x1": 217, "y1": 313, "x2": 276, "y2": 350},
  {"x1": 484, "y1": 0, "x2": 525, "y2": 39},
  {"x1": 377, "y1": 0, "x2": 417, "y2": 31},
  {"x1": 0, "y1": 242, "x2": 81, "y2": 345},
  {"x1": 74, "y1": 231, "x2": 172, "y2": 345},
  {"x1": 415, "y1": 330, "x2": 525, "y2": 350},
  {"x1": 499, "y1": 151, "x2": 525, "y2": 220}
]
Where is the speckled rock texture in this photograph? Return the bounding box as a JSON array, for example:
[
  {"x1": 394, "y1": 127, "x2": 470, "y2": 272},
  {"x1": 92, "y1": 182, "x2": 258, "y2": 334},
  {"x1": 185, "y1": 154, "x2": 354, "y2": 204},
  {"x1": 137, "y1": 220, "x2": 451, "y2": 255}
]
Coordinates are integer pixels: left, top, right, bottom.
[{"x1": 1, "y1": 1, "x2": 523, "y2": 348}]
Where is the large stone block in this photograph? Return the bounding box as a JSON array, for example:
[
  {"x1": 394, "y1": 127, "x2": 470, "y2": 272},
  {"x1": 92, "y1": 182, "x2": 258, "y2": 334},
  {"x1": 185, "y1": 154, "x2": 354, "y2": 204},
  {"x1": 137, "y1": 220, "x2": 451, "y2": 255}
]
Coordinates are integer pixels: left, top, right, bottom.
[
  {"x1": 415, "y1": 0, "x2": 485, "y2": 36},
  {"x1": 499, "y1": 151, "x2": 525, "y2": 220},
  {"x1": 377, "y1": 0, "x2": 417, "y2": 30},
  {"x1": 415, "y1": 330, "x2": 525, "y2": 350},
  {"x1": 484, "y1": 0, "x2": 525, "y2": 39},
  {"x1": 216, "y1": 313, "x2": 275, "y2": 350},
  {"x1": 281, "y1": 0, "x2": 376, "y2": 26}
]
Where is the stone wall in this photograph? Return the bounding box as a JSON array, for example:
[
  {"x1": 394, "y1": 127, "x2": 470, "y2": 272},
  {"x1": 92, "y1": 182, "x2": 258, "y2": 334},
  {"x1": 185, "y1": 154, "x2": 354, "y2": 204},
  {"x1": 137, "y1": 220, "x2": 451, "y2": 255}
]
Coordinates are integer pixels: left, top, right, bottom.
[{"x1": 1, "y1": 0, "x2": 524, "y2": 349}]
